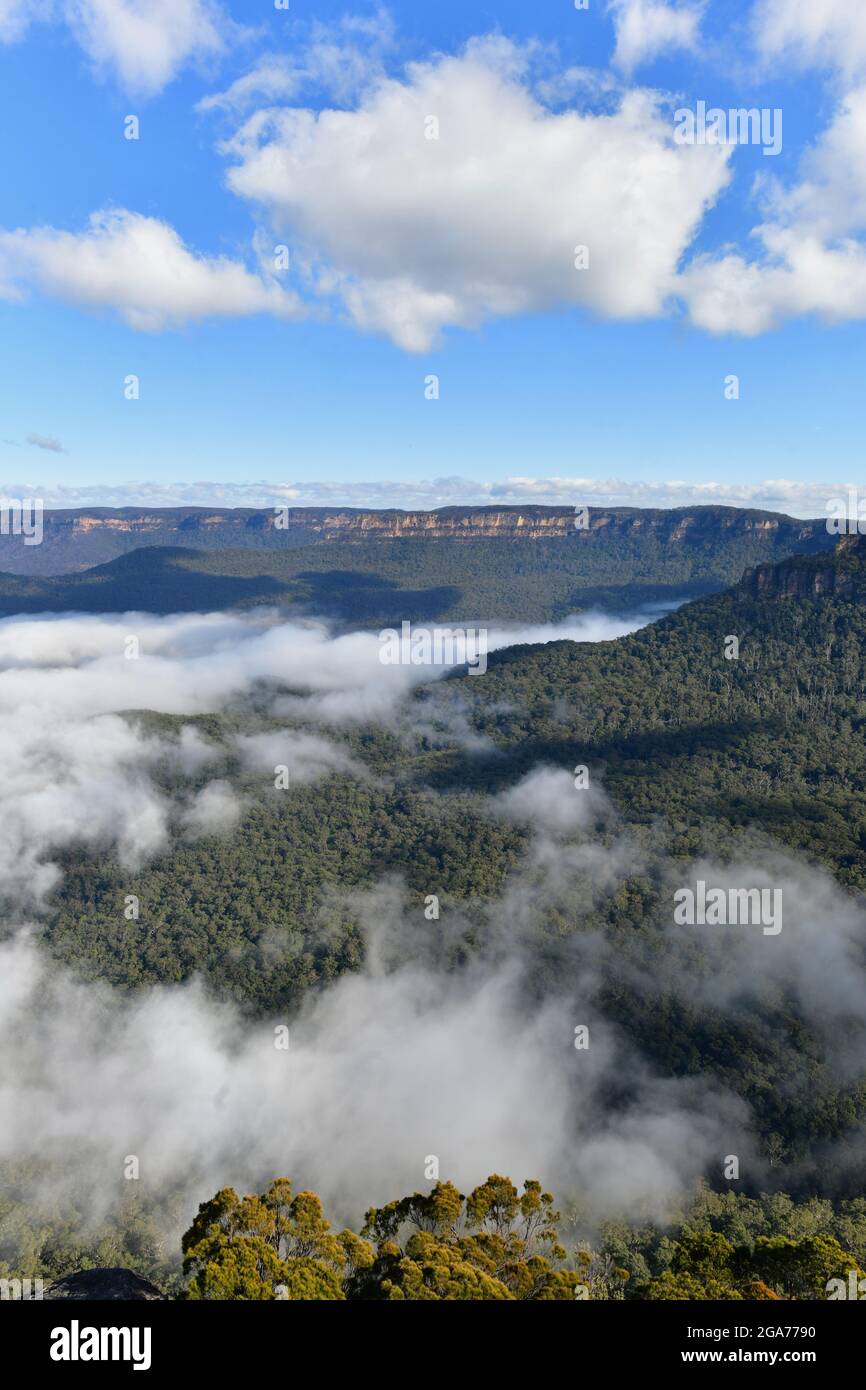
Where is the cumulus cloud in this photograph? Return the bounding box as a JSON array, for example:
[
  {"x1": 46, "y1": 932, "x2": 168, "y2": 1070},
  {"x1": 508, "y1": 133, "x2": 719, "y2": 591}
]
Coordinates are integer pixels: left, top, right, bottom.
[
  {"x1": 66, "y1": 0, "x2": 228, "y2": 95},
  {"x1": 198, "y1": 21, "x2": 866, "y2": 344},
  {"x1": 681, "y1": 84, "x2": 866, "y2": 334},
  {"x1": 6, "y1": 20, "x2": 866, "y2": 344},
  {"x1": 674, "y1": 8, "x2": 866, "y2": 335},
  {"x1": 682, "y1": 233, "x2": 866, "y2": 335},
  {"x1": 4, "y1": 17, "x2": 866, "y2": 344},
  {"x1": 0, "y1": 0, "x2": 229, "y2": 95},
  {"x1": 754, "y1": 0, "x2": 866, "y2": 80},
  {"x1": 608, "y1": 0, "x2": 705, "y2": 73},
  {"x1": 0, "y1": 208, "x2": 306, "y2": 331},
  {"x1": 220, "y1": 35, "x2": 731, "y2": 350}
]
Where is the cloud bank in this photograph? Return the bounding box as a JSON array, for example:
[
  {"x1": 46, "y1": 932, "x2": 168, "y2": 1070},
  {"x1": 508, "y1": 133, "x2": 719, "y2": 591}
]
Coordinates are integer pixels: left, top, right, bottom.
[
  {"x1": 0, "y1": 923, "x2": 748, "y2": 1234},
  {"x1": 0, "y1": 605, "x2": 654, "y2": 910},
  {"x1": 0, "y1": 475, "x2": 848, "y2": 518}
]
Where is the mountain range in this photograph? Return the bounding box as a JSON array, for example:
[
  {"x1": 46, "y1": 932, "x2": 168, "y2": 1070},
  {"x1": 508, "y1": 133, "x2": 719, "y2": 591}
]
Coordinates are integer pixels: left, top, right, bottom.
[{"x1": 0, "y1": 503, "x2": 838, "y2": 621}]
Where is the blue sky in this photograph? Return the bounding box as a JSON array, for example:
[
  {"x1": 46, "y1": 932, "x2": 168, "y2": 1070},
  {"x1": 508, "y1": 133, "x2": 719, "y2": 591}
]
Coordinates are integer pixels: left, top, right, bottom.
[{"x1": 0, "y1": 0, "x2": 864, "y2": 513}]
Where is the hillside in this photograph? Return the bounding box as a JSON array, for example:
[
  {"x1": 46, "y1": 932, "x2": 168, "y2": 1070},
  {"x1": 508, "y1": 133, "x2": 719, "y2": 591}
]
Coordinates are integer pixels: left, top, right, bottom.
[
  {"x1": 429, "y1": 534, "x2": 866, "y2": 881},
  {"x1": 29, "y1": 537, "x2": 866, "y2": 1190},
  {"x1": 0, "y1": 504, "x2": 839, "y2": 622}
]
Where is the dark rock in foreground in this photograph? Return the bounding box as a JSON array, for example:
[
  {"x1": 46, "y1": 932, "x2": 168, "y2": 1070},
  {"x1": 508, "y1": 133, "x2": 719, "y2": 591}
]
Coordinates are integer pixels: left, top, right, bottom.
[{"x1": 45, "y1": 1267, "x2": 166, "y2": 1301}]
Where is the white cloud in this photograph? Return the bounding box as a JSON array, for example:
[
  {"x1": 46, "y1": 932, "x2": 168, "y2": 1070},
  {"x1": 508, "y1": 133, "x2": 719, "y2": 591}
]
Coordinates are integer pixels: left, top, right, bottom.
[
  {"x1": 0, "y1": 474, "x2": 850, "y2": 517},
  {"x1": 681, "y1": 233, "x2": 866, "y2": 335},
  {"x1": 0, "y1": 610, "x2": 371, "y2": 905},
  {"x1": 221, "y1": 36, "x2": 731, "y2": 350},
  {"x1": 0, "y1": 0, "x2": 229, "y2": 94},
  {"x1": 65, "y1": 0, "x2": 227, "y2": 95},
  {"x1": 681, "y1": 85, "x2": 866, "y2": 333},
  {"x1": 236, "y1": 729, "x2": 366, "y2": 783},
  {"x1": 5, "y1": 13, "x2": 866, "y2": 346},
  {"x1": 0, "y1": 927, "x2": 746, "y2": 1231},
  {"x1": 8, "y1": 806, "x2": 866, "y2": 1234},
  {"x1": 0, "y1": 0, "x2": 47, "y2": 42},
  {"x1": 198, "y1": 10, "x2": 395, "y2": 114},
  {"x1": 0, "y1": 208, "x2": 306, "y2": 330},
  {"x1": 7, "y1": 601, "x2": 866, "y2": 1238},
  {"x1": 181, "y1": 779, "x2": 244, "y2": 838},
  {"x1": 608, "y1": 0, "x2": 704, "y2": 73},
  {"x1": 0, "y1": 709, "x2": 173, "y2": 906},
  {"x1": 197, "y1": 55, "x2": 306, "y2": 114},
  {"x1": 12, "y1": 21, "x2": 866, "y2": 346},
  {"x1": 493, "y1": 767, "x2": 609, "y2": 839},
  {"x1": 0, "y1": 605, "x2": 666, "y2": 908},
  {"x1": 754, "y1": 0, "x2": 866, "y2": 80}
]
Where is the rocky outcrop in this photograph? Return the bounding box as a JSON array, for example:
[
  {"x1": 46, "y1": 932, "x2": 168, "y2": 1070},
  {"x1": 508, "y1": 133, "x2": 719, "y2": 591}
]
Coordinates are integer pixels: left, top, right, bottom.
[
  {"x1": 45, "y1": 1268, "x2": 166, "y2": 1300},
  {"x1": 741, "y1": 535, "x2": 866, "y2": 600}
]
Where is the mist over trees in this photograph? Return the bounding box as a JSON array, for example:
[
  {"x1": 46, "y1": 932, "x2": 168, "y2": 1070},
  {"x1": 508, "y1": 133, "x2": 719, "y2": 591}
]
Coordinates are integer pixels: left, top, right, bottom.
[{"x1": 4, "y1": 538, "x2": 866, "y2": 1301}]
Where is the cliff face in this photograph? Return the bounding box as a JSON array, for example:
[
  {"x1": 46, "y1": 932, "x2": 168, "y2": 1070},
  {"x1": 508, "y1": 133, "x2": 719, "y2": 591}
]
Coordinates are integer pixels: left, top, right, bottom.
[
  {"x1": 0, "y1": 503, "x2": 833, "y2": 576},
  {"x1": 56, "y1": 504, "x2": 826, "y2": 542},
  {"x1": 742, "y1": 534, "x2": 866, "y2": 600}
]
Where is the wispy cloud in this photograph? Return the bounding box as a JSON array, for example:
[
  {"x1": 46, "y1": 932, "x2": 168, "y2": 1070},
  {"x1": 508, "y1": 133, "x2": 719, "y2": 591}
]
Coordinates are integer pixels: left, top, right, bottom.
[
  {"x1": 198, "y1": 10, "x2": 395, "y2": 114},
  {"x1": 26, "y1": 432, "x2": 66, "y2": 454}
]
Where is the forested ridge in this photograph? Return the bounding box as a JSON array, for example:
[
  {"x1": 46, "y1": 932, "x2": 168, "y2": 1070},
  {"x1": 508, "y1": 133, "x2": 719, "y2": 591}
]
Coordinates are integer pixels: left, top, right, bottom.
[
  {"x1": 434, "y1": 545, "x2": 866, "y2": 884},
  {"x1": 0, "y1": 503, "x2": 836, "y2": 622}
]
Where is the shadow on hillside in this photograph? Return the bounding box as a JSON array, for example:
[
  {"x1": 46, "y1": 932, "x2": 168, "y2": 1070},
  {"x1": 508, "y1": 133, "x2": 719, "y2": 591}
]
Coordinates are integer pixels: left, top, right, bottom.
[
  {"x1": 561, "y1": 580, "x2": 718, "y2": 613},
  {"x1": 0, "y1": 548, "x2": 290, "y2": 615},
  {"x1": 412, "y1": 715, "x2": 777, "y2": 795},
  {"x1": 0, "y1": 551, "x2": 464, "y2": 620},
  {"x1": 293, "y1": 570, "x2": 462, "y2": 624}
]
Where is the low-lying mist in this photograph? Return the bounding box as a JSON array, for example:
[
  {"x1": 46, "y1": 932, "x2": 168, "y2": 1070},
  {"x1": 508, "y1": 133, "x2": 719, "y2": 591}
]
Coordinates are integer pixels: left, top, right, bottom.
[{"x1": 1, "y1": 600, "x2": 864, "y2": 1257}]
